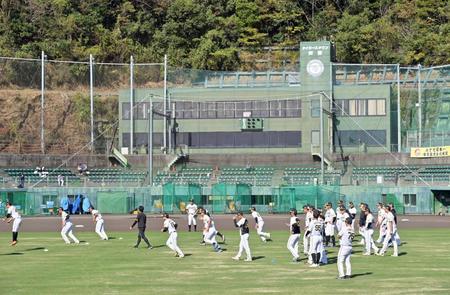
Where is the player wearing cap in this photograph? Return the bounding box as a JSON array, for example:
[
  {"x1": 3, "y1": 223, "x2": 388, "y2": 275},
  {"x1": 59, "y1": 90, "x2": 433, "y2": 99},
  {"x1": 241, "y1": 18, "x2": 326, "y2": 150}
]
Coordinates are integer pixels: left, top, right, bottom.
[
  {"x1": 186, "y1": 199, "x2": 198, "y2": 232},
  {"x1": 200, "y1": 208, "x2": 222, "y2": 253},
  {"x1": 89, "y1": 206, "x2": 108, "y2": 240},
  {"x1": 130, "y1": 206, "x2": 153, "y2": 249},
  {"x1": 58, "y1": 207, "x2": 80, "y2": 244},
  {"x1": 324, "y1": 203, "x2": 337, "y2": 247},
  {"x1": 337, "y1": 217, "x2": 354, "y2": 279},
  {"x1": 4, "y1": 202, "x2": 22, "y2": 246},
  {"x1": 377, "y1": 206, "x2": 399, "y2": 257},
  {"x1": 162, "y1": 213, "x2": 184, "y2": 258},
  {"x1": 303, "y1": 205, "x2": 313, "y2": 255},
  {"x1": 306, "y1": 209, "x2": 323, "y2": 267},
  {"x1": 287, "y1": 208, "x2": 301, "y2": 262},
  {"x1": 250, "y1": 207, "x2": 271, "y2": 242},
  {"x1": 232, "y1": 212, "x2": 252, "y2": 262},
  {"x1": 363, "y1": 208, "x2": 379, "y2": 255}
]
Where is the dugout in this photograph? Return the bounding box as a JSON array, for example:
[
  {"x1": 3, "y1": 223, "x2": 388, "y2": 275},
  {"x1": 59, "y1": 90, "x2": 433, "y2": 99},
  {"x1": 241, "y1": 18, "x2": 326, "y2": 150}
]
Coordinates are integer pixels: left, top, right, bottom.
[
  {"x1": 163, "y1": 183, "x2": 202, "y2": 213},
  {"x1": 210, "y1": 183, "x2": 251, "y2": 213}
]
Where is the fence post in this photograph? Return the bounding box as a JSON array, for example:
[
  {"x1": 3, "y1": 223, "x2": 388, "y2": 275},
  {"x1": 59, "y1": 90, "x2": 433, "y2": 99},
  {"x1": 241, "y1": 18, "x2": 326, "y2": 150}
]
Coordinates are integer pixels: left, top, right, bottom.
[
  {"x1": 40, "y1": 51, "x2": 45, "y2": 154},
  {"x1": 163, "y1": 54, "x2": 168, "y2": 154},
  {"x1": 89, "y1": 54, "x2": 95, "y2": 152},
  {"x1": 417, "y1": 64, "x2": 422, "y2": 147},
  {"x1": 397, "y1": 64, "x2": 401, "y2": 152},
  {"x1": 130, "y1": 55, "x2": 134, "y2": 154}
]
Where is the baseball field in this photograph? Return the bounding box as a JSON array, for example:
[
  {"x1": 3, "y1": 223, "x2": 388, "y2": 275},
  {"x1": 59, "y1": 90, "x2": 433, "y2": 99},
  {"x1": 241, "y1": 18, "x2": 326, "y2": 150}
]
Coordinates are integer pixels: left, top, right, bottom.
[{"x1": 0, "y1": 215, "x2": 449, "y2": 294}]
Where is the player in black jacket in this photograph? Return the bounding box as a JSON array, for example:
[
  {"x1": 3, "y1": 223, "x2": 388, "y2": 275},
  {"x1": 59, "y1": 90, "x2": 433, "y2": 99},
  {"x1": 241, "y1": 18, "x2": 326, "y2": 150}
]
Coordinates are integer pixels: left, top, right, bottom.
[{"x1": 130, "y1": 206, "x2": 152, "y2": 249}]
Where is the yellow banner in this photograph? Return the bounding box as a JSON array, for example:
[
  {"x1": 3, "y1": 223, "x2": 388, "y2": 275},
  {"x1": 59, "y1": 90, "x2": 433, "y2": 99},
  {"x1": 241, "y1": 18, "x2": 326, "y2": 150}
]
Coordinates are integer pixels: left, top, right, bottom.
[{"x1": 410, "y1": 146, "x2": 450, "y2": 158}]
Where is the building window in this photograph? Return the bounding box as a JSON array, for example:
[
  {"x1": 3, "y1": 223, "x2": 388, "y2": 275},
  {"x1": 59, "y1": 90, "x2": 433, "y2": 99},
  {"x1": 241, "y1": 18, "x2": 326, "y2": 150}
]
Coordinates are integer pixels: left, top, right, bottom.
[
  {"x1": 334, "y1": 130, "x2": 387, "y2": 146},
  {"x1": 377, "y1": 99, "x2": 386, "y2": 115},
  {"x1": 336, "y1": 99, "x2": 386, "y2": 116},
  {"x1": 311, "y1": 130, "x2": 320, "y2": 146},
  {"x1": 311, "y1": 99, "x2": 320, "y2": 117},
  {"x1": 122, "y1": 102, "x2": 130, "y2": 120},
  {"x1": 404, "y1": 194, "x2": 417, "y2": 206},
  {"x1": 136, "y1": 102, "x2": 148, "y2": 119}
]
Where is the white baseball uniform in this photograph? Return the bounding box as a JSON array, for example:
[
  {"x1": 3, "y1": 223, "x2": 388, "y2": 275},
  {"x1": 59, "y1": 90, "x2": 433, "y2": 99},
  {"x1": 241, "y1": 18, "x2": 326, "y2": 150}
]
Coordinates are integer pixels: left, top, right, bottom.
[
  {"x1": 234, "y1": 217, "x2": 251, "y2": 261},
  {"x1": 7, "y1": 206, "x2": 22, "y2": 232},
  {"x1": 287, "y1": 216, "x2": 301, "y2": 260},
  {"x1": 348, "y1": 207, "x2": 357, "y2": 230},
  {"x1": 308, "y1": 219, "x2": 323, "y2": 258},
  {"x1": 202, "y1": 214, "x2": 218, "y2": 245},
  {"x1": 92, "y1": 209, "x2": 108, "y2": 240},
  {"x1": 164, "y1": 218, "x2": 184, "y2": 257},
  {"x1": 303, "y1": 210, "x2": 313, "y2": 254},
  {"x1": 186, "y1": 203, "x2": 198, "y2": 226},
  {"x1": 251, "y1": 211, "x2": 270, "y2": 242},
  {"x1": 364, "y1": 213, "x2": 379, "y2": 255},
  {"x1": 61, "y1": 211, "x2": 79, "y2": 244},
  {"x1": 325, "y1": 208, "x2": 336, "y2": 236},
  {"x1": 337, "y1": 226, "x2": 354, "y2": 278},
  {"x1": 336, "y1": 211, "x2": 350, "y2": 232},
  {"x1": 379, "y1": 212, "x2": 399, "y2": 256},
  {"x1": 377, "y1": 209, "x2": 387, "y2": 243}
]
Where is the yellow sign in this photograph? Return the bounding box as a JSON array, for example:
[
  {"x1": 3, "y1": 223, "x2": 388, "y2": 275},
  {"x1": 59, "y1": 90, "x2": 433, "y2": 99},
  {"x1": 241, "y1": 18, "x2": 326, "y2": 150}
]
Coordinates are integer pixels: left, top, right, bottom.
[{"x1": 410, "y1": 146, "x2": 450, "y2": 158}]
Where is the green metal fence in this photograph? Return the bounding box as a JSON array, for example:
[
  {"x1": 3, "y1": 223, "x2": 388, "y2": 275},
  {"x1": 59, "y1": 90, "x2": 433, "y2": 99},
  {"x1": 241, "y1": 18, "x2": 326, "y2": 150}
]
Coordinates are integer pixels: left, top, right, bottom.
[{"x1": 0, "y1": 183, "x2": 437, "y2": 216}]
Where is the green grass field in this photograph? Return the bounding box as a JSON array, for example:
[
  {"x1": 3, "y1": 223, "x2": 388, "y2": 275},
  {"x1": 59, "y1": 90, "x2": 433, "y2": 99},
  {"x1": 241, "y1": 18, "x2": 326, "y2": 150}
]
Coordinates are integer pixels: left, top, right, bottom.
[{"x1": 1, "y1": 229, "x2": 449, "y2": 294}]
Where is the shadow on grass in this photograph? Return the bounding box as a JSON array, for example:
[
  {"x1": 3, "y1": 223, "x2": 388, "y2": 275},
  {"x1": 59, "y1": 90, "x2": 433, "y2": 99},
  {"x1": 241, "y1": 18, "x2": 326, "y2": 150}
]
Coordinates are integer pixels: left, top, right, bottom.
[
  {"x1": 25, "y1": 247, "x2": 45, "y2": 251},
  {"x1": 349, "y1": 272, "x2": 373, "y2": 278},
  {"x1": 252, "y1": 256, "x2": 265, "y2": 261},
  {"x1": 150, "y1": 245, "x2": 166, "y2": 249},
  {"x1": 183, "y1": 254, "x2": 193, "y2": 257},
  {"x1": 398, "y1": 252, "x2": 407, "y2": 256},
  {"x1": 0, "y1": 252, "x2": 24, "y2": 255},
  {"x1": 106, "y1": 237, "x2": 116, "y2": 240}
]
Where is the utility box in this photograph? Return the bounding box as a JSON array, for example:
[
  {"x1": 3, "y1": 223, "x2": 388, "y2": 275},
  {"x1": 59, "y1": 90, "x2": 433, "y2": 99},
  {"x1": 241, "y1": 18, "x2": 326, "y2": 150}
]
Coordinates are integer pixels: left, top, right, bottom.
[{"x1": 241, "y1": 118, "x2": 263, "y2": 130}]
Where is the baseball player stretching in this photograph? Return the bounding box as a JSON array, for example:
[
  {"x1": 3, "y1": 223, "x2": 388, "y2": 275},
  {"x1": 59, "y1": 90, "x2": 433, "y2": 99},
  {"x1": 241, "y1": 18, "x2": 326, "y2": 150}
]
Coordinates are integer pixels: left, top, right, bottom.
[
  {"x1": 287, "y1": 208, "x2": 301, "y2": 262},
  {"x1": 200, "y1": 208, "x2": 222, "y2": 253},
  {"x1": 162, "y1": 213, "x2": 184, "y2": 258},
  {"x1": 337, "y1": 217, "x2": 354, "y2": 280},
  {"x1": 250, "y1": 207, "x2": 271, "y2": 242},
  {"x1": 186, "y1": 200, "x2": 198, "y2": 232},
  {"x1": 89, "y1": 207, "x2": 108, "y2": 240},
  {"x1": 377, "y1": 206, "x2": 399, "y2": 257},
  {"x1": 232, "y1": 212, "x2": 252, "y2": 262},
  {"x1": 363, "y1": 208, "x2": 379, "y2": 255},
  {"x1": 4, "y1": 202, "x2": 22, "y2": 246},
  {"x1": 58, "y1": 207, "x2": 80, "y2": 244},
  {"x1": 306, "y1": 209, "x2": 324, "y2": 267},
  {"x1": 303, "y1": 205, "x2": 313, "y2": 255},
  {"x1": 324, "y1": 203, "x2": 337, "y2": 247}
]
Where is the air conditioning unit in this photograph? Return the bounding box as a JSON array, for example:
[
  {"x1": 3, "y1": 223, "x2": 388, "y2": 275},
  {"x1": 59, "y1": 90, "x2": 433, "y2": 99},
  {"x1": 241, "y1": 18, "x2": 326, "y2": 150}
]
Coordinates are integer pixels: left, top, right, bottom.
[{"x1": 241, "y1": 118, "x2": 263, "y2": 131}]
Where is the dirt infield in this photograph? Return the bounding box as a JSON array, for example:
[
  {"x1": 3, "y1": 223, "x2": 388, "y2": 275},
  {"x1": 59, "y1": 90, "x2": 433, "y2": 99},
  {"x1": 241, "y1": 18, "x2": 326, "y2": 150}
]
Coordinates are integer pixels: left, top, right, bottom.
[{"x1": 1, "y1": 214, "x2": 449, "y2": 233}]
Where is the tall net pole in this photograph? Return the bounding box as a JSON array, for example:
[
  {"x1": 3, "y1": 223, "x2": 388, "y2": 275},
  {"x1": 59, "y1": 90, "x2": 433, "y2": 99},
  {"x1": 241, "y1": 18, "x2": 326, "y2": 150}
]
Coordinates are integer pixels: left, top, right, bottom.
[
  {"x1": 89, "y1": 54, "x2": 94, "y2": 152},
  {"x1": 40, "y1": 51, "x2": 45, "y2": 154}
]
